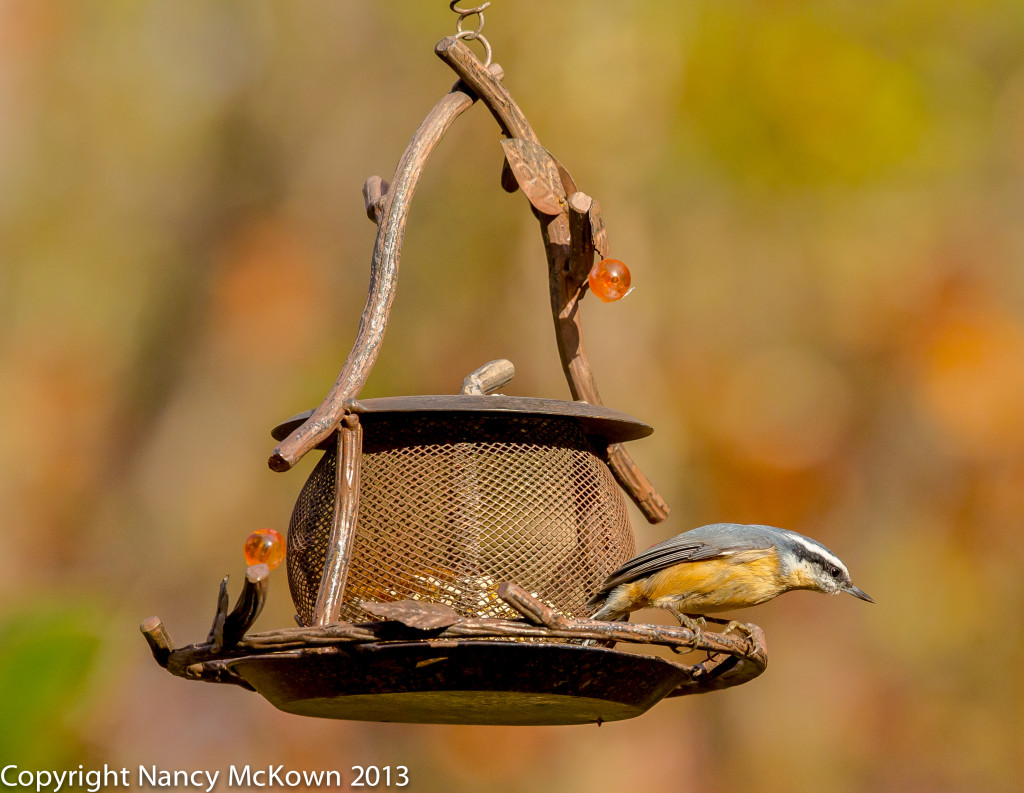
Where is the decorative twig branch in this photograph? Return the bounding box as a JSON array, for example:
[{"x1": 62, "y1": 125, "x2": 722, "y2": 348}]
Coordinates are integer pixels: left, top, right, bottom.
[
  {"x1": 436, "y1": 37, "x2": 669, "y2": 523},
  {"x1": 567, "y1": 192, "x2": 596, "y2": 292},
  {"x1": 207, "y1": 564, "x2": 270, "y2": 652},
  {"x1": 140, "y1": 616, "x2": 174, "y2": 668},
  {"x1": 268, "y1": 64, "x2": 504, "y2": 473},
  {"x1": 160, "y1": 611, "x2": 757, "y2": 669},
  {"x1": 436, "y1": 37, "x2": 532, "y2": 140},
  {"x1": 207, "y1": 575, "x2": 231, "y2": 649},
  {"x1": 460, "y1": 359, "x2": 516, "y2": 395},
  {"x1": 148, "y1": 574, "x2": 766, "y2": 696},
  {"x1": 221, "y1": 563, "x2": 270, "y2": 649},
  {"x1": 312, "y1": 415, "x2": 363, "y2": 626},
  {"x1": 497, "y1": 582, "x2": 571, "y2": 629},
  {"x1": 361, "y1": 599, "x2": 461, "y2": 630},
  {"x1": 362, "y1": 176, "x2": 389, "y2": 223},
  {"x1": 144, "y1": 565, "x2": 268, "y2": 687}
]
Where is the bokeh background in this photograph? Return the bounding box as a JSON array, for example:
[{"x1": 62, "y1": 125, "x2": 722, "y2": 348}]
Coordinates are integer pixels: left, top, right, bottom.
[{"x1": 3, "y1": 1, "x2": 1023, "y2": 790}]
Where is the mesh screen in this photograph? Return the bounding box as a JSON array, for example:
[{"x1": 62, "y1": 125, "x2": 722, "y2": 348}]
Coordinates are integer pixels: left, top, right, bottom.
[{"x1": 287, "y1": 413, "x2": 635, "y2": 626}]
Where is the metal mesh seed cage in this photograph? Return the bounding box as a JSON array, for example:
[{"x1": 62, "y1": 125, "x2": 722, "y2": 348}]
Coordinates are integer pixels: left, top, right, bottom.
[{"x1": 282, "y1": 398, "x2": 642, "y2": 626}]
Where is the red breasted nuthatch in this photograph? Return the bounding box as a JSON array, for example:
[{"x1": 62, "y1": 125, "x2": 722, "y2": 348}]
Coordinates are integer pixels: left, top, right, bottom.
[{"x1": 587, "y1": 523, "x2": 873, "y2": 635}]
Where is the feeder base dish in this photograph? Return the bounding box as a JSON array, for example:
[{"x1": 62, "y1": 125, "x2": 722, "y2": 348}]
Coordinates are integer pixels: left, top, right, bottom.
[{"x1": 228, "y1": 640, "x2": 688, "y2": 725}]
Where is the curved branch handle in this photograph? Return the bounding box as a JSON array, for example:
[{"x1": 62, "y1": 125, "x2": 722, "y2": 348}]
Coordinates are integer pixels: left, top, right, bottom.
[
  {"x1": 269, "y1": 37, "x2": 669, "y2": 523},
  {"x1": 268, "y1": 67, "x2": 502, "y2": 472}
]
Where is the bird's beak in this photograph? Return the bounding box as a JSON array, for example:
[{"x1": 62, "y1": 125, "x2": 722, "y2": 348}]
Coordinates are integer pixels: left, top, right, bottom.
[{"x1": 843, "y1": 585, "x2": 874, "y2": 603}]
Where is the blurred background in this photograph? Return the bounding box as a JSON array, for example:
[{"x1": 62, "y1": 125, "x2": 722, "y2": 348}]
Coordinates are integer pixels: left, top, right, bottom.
[{"x1": 2, "y1": 1, "x2": 1023, "y2": 790}]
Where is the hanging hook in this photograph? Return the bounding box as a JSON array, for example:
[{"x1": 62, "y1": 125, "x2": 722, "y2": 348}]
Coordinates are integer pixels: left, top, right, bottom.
[
  {"x1": 450, "y1": 1, "x2": 491, "y2": 19},
  {"x1": 449, "y1": 0, "x2": 493, "y2": 67}
]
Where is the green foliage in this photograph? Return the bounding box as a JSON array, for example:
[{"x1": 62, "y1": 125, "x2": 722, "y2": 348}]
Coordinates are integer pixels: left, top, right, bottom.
[
  {"x1": 681, "y1": 6, "x2": 929, "y2": 187},
  {"x1": 0, "y1": 606, "x2": 101, "y2": 766}
]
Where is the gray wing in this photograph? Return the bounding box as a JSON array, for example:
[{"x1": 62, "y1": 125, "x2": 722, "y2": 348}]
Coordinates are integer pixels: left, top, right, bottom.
[{"x1": 594, "y1": 532, "x2": 770, "y2": 596}]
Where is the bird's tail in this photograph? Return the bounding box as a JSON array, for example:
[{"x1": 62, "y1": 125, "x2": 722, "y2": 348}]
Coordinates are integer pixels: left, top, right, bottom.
[
  {"x1": 587, "y1": 594, "x2": 633, "y2": 623},
  {"x1": 586, "y1": 587, "x2": 617, "y2": 619},
  {"x1": 581, "y1": 600, "x2": 630, "y2": 647}
]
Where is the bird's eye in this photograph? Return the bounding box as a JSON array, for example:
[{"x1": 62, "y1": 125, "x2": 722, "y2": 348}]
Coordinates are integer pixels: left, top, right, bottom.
[{"x1": 829, "y1": 566, "x2": 841, "y2": 578}]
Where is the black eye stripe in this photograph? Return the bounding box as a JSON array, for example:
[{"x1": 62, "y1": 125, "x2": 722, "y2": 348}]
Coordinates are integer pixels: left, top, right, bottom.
[{"x1": 791, "y1": 543, "x2": 843, "y2": 577}]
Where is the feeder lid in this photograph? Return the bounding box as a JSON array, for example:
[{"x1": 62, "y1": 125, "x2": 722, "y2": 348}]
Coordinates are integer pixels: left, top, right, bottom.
[{"x1": 271, "y1": 394, "x2": 653, "y2": 446}]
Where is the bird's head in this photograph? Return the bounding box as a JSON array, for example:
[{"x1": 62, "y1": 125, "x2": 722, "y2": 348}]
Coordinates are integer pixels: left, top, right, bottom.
[{"x1": 776, "y1": 529, "x2": 874, "y2": 603}]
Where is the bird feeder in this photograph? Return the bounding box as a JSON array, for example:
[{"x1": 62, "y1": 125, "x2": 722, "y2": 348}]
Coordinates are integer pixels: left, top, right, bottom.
[{"x1": 142, "y1": 7, "x2": 767, "y2": 726}]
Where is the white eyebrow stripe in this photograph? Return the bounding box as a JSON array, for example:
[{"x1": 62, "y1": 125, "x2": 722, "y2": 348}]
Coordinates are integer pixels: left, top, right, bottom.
[{"x1": 786, "y1": 532, "x2": 846, "y2": 571}]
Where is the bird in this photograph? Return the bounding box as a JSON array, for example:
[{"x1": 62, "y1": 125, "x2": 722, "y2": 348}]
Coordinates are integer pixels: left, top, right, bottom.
[{"x1": 586, "y1": 523, "x2": 873, "y2": 639}]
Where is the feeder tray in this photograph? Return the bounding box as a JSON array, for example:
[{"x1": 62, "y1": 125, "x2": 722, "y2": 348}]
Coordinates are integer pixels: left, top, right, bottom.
[
  {"x1": 141, "y1": 19, "x2": 769, "y2": 726},
  {"x1": 229, "y1": 642, "x2": 697, "y2": 726},
  {"x1": 143, "y1": 581, "x2": 766, "y2": 726}
]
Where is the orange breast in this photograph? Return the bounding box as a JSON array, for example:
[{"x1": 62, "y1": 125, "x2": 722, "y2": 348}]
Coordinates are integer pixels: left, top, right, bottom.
[{"x1": 640, "y1": 550, "x2": 785, "y2": 614}]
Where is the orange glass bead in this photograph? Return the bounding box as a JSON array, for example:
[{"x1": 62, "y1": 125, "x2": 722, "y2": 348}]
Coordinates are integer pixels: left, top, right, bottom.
[
  {"x1": 588, "y1": 258, "x2": 632, "y2": 302},
  {"x1": 244, "y1": 528, "x2": 286, "y2": 570}
]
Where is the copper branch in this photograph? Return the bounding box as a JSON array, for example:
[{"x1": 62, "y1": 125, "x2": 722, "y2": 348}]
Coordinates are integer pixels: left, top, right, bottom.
[
  {"x1": 497, "y1": 582, "x2": 571, "y2": 629},
  {"x1": 268, "y1": 66, "x2": 503, "y2": 472},
  {"x1": 140, "y1": 616, "x2": 174, "y2": 668},
  {"x1": 222, "y1": 564, "x2": 270, "y2": 649},
  {"x1": 206, "y1": 575, "x2": 231, "y2": 649},
  {"x1": 312, "y1": 415, "x2": 363, "y2": 626},
  {"x1": 207, "y1": 564, "x2": 269, "y2": 652},
  {"x1": 436, "y1": 37, "x2": 669, "y2": 522},
  {"x1": 151, "y1": 595, "x2": 767, "y2": 696}
]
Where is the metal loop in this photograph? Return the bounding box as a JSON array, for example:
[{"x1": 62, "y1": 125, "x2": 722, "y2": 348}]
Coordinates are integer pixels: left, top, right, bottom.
[
  {"x1": 449, "y1": 0, "x2": 493, "y2": 67},
  {"x1": 454, "y1": 30, "x2": 493, "y2": 67},
  {"x1": 450, "y1": 1, "x2": 491, "y2": 21}
]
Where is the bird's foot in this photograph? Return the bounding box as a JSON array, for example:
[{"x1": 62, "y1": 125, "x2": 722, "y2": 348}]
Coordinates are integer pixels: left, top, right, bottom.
[
  {"x1": 723, "y1": 620, "x2": 752, "y2": 637},
  {"x1": 687, "y1": 614, "x2": 708, "y2": 634},
  {"x1": 723, "y1": 620, "x2": 756, "y2": 649},
  {"x1": 667, "y1": 611, "x2": 705, "y2": 650}
]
